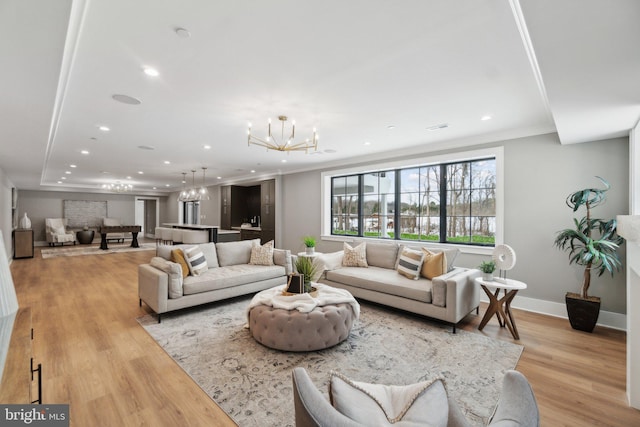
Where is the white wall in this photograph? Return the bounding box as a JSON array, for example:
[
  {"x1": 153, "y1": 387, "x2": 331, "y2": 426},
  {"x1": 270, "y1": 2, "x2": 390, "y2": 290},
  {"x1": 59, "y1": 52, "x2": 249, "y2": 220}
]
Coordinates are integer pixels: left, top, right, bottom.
[
  {"x1": 0, "y1": 167, "x2": 15, "y2": 261},
  {"x1": 280, "y1": 133, "x2": 629, "y2": 316}
]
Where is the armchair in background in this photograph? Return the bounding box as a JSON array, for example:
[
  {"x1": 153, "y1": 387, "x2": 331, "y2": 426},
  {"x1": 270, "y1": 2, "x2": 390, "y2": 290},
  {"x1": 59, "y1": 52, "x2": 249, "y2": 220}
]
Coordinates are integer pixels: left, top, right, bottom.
[{"x1": 45, "y1": 218, "x2": 76, "y2": 246}]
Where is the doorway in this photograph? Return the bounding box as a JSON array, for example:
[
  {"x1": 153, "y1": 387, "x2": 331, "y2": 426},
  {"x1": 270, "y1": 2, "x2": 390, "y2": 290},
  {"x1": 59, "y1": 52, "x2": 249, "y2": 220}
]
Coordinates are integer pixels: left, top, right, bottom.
[{"x1": 135, "y1": 197, "x2": 160, "y2": 238}]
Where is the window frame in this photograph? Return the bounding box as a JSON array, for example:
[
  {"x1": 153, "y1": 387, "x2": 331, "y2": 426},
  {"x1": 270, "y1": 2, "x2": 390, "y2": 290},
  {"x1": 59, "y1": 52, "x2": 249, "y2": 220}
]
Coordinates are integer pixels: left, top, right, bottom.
[{"x1": 321, "y1": 147, "x2": 503, "y2": 255}]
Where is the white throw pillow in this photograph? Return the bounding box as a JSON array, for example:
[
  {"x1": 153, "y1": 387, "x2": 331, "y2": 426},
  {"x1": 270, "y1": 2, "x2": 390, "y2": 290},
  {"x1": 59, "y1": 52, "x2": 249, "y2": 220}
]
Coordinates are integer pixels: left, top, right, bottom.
[
  {"x1": 329, "y1": 372, "x2": 449, "y2": 426},
  {"x1": 343, "y1": 242, "x2": 368, "y2": 267},
  {"x1": 183, "y1": 246, "x2": 208, "y2": 276},
  {"x1": 396, "y1": 247, "x2": 425, "y2": 280},
  {"x1": 249, "y1": 240, "x2": 274, "y2": 266}
]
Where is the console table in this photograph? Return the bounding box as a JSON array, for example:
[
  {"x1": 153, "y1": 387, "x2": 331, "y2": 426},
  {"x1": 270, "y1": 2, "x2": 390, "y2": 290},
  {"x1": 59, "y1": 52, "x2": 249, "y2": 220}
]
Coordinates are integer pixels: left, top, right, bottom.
[{"x1": 99, "y1": 225, "x2": 141, "y2": 250}]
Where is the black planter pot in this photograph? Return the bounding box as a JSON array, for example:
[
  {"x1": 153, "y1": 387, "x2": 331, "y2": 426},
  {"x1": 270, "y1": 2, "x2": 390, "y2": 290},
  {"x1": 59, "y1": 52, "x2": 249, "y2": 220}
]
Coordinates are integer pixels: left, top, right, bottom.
[{"x1": 565, "y1": 292, "x2": 601, "y2": 333}]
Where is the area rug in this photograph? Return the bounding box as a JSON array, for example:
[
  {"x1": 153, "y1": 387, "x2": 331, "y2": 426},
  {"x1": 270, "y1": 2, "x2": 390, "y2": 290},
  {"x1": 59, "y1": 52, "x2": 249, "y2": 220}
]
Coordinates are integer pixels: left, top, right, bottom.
[
  {"x1": 138, "y1": 296, "x2": 523, "y2": 427},
  {"x1": 41, "y1": 242, "x2": 156, "y2": 258}
]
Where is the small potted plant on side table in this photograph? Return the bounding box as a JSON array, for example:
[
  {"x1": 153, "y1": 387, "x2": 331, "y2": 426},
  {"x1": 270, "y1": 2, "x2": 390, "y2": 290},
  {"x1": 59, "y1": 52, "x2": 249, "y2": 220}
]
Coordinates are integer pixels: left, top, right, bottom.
[
  {"x1": 478, "y1": 260, "x2": 496, "y2": 281},
  {"x1": 303, "y1": 236, "x2": 316, "y2": 255}
]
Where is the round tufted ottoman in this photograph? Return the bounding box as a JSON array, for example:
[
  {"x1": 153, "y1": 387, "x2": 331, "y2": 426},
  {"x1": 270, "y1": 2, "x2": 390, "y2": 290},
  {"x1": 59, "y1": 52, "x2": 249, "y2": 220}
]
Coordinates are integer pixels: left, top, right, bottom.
[{"x1": 248, "y1": 302, "x2": 356, "y2": 351}]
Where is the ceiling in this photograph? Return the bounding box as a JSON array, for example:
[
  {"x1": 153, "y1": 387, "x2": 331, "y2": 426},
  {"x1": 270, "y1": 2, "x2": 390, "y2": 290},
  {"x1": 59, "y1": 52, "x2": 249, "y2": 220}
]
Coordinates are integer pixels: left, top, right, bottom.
[{"x1": 1, "y1": 0, "x2": 638, "y2": 195}]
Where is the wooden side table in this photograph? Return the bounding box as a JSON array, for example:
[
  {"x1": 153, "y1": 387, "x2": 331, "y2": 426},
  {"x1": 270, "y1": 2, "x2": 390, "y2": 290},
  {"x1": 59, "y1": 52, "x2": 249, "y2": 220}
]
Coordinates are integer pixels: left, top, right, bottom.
[{"x1": 475, "y1": 277, "x2": 527, "y2": 340}]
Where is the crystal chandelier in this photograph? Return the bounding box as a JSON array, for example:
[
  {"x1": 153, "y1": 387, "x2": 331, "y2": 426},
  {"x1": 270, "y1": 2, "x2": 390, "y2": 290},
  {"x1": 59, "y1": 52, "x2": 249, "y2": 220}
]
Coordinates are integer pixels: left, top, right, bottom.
[
  {"x1": 247, "y1": 115, "x2": 318, "y2": 153},
  {"x1": 102, "y1": 182, "x2": 132, "y2": 192}
]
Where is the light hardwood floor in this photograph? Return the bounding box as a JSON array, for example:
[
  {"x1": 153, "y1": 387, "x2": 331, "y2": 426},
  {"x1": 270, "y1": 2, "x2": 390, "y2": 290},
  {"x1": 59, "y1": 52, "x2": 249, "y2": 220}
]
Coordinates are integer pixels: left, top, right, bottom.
[{"x1": 9, "y1": 243, "x2": 640, "y2": 426}]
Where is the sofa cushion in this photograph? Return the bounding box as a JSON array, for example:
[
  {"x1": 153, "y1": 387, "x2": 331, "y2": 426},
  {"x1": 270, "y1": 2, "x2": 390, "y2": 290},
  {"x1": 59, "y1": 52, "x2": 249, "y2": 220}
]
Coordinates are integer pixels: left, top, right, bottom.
[
  {"x1": 397, "y1": 247, "x2": 425, "y2": 280},
  {"x1": 326, "y1": 266, "x2": 432, "y2": 303},
  {"x1": 250, "y1": 240, "x2": 274, "y2": 266},
  {"x1": 198, "y1": 242, "x2": 219, "y2": 268},
  {"x1": 216, "y1": 239, "x2": 260, "y2": 266},
  {"x1": 419, "y1": 246, "x2": 459, "y2": 272},
  {"x1": 183, "y1": 246, "x2": 208, "y2": 276},
  {"x1": 150, "y1": 257, "x2": 184, "y2": 299},
  {"x1": 182, "y1": 264, "x2": 286, "y2": 295},
  {"x1": 343, "y1": 242, "x2": 368, "y2": 267},
  {"x1": 329, "y1": 372, "x2": 449, "y2": 426},
  {"x1": 366, "y1": 242, "x2": 400, "y2": 269},
  {"x1": 317, "y1": 251, "x2": 344, "y2": 271},
  {"x1": 421, "y1": 248, "x2": 446, "y2": 279},
  {"x1": 171, "y1": 249, "x2": 190, "y2": 279},
  {"x1": 273, "y1": 248, "x2": 293, "y2": 274}
]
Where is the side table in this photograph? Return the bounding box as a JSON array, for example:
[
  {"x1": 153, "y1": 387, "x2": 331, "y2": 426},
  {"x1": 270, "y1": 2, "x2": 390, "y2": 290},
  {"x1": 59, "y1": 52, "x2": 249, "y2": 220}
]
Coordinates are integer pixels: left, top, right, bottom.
[
  {"x1": 475, "y1": 277, "x2": 527, "y2": 340},
  {"x1": 76, "y1": 230, "x2": 95, "y2": 245}
]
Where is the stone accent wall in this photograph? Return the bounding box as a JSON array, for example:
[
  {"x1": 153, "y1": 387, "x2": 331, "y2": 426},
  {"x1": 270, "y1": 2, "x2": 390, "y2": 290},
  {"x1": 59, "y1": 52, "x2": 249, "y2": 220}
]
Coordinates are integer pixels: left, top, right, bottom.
[{"x1": 63, "y1": 200, "x2": 107, "y2": 229}]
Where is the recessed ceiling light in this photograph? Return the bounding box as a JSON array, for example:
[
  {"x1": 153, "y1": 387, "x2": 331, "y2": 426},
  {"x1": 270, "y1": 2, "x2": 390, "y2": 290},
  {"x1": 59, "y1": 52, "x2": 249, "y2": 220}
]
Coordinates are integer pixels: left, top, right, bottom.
[
  {"x1": 175, "y1": 27, "x2": 191, "y2": 38},
  {"x1": 153, "y1": 187, "x2": 157, "y2": 190},
  {"x1": 203, "y1": 145, "x2": 211, "y2": 150},
  {"x1": 481, "y1": 115, "x2": 492, "y2": 121},
  {"x1": 112, "y1": 94, "x2": 141, "y2": 105},
  {"x1": 70, "y1": 164, "x2": 77, "y2": 168},
  {"x1": 164, "y1": 160, "x2": 171, "y2": 165},
  {"x1": 65, "y1": 171, "x2": 71, "y2": 174},
  {"x1": 61, "y1": 177, "x2": 66, "y2": 180},
  {"x1": 81, "y1": 150, "x2": 89, "y2": 155},
  {"x1": 363, "y1": 141, "x2": 371, "y2": 146},
  {"x1": 138, "y1": 171, "x2": 144, "y2": 174},
  {"x1": 126, "y1": 176, "x2": 132, "y2": 179},
  {"x1": 250, "y1": 170, "x2": 256, "y2": 173},
  {"x1": 217, "y1": 176, "x2": 222, "y2": 179},
  {"x1": 98, "y1": 126, "x2": 110, "y2": 132},
  {"x1": 387, "y1": 125, "x2": 396, "y2": 130},
  {"x1": 426, "y1": 123, "x2": 449, "y2": 131},
  {"x1": 165, "y1": 184, "x2": 171, "y2": 187},
  {"x1": 143, "y1": 67, "x2": 159, "y2": 77},
  {"x1": 281, "y1": 159, "x2": 287, "y2": 163}
]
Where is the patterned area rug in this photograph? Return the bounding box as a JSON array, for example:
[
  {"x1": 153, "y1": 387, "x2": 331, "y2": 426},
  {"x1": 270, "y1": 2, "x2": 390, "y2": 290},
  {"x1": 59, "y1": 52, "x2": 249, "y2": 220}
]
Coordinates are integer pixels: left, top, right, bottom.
[
  {"x1": 138, "y1": 296, "x2": 523, "y2": 427},
  {"x1": 41, "y1": 243, "x2": 156, "y2": 258}
]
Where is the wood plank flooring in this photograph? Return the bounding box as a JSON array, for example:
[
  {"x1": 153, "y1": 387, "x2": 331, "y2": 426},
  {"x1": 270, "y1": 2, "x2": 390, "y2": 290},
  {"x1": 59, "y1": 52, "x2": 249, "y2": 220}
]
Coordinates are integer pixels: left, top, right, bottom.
[{"x1": 8, "y1": 243, "x2": 640, "y2": 426}]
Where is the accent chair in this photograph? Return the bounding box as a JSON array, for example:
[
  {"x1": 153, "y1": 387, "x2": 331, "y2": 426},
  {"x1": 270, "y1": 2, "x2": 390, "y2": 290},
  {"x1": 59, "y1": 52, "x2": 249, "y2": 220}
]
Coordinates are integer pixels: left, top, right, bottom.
[{"x1": 45, "y1": 218, "x2": 76, "y2": 246}]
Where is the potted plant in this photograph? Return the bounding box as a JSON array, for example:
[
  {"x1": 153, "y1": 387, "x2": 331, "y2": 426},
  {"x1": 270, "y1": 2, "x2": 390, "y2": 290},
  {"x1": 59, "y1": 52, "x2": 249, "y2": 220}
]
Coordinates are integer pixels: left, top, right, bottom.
[
  {"x1": 478, "y1": 260, "x2": 496, "y2": 281},
  {"x1": 294, "y1": 256, "x2": 320, "y2": 293},
  {"x1": 303, "y1": 236, "x2": 316, "y2": 255},
  {"x1": 553, "y1": 176, "x2": 624, "y2": 332}
]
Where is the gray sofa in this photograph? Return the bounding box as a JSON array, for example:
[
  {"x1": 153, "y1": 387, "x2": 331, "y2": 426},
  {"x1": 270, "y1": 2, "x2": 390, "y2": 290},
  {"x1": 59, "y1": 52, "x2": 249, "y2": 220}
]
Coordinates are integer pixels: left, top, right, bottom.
[
  {"x1": 318, "y1": 242, "x2": 481, "y2": 332},
  {"x1": 138, "y1": 239, "x2": 292, "y2": 322}
]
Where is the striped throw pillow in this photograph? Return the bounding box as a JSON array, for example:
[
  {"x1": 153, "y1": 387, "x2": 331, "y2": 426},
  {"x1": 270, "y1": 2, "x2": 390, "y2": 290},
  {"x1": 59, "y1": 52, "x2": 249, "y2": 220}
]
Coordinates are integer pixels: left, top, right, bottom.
[
  {"x1": 396, "y1": 247, "x2": 425, "y2": 280},
  {"x1": 183, "y1": 246, "x2": 208, "y2": 276}
]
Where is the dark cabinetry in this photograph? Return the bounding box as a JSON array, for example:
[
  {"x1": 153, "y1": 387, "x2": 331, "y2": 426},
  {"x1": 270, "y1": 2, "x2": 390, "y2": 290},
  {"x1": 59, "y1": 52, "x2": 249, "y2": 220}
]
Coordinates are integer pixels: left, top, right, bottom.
[
  {"x1": 221, "y1": 186, "x2": 251, "y2": 229},
  {"x1": 261, "y1": 179, "x2": 276, "y2": 243}
]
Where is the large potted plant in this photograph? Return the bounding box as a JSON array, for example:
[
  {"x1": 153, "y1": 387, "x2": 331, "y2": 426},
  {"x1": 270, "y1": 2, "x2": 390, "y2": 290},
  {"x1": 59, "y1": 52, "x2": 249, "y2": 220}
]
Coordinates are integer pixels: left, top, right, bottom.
[{"x1": 553, "y1": 176, "x2": 624, "y2": 332}]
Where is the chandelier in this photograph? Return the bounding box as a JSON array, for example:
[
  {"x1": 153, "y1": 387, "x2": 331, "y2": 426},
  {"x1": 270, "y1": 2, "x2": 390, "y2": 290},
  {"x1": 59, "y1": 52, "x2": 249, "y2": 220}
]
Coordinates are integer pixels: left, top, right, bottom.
[
  {"x1": 178, "y1": 167, "x2": 209, "y2": 202},
  {"x1": 247, "y1": 115, "x2": 318, "y2": 153},
  {"x1": 102, "y1": 182, "x2": 132, "y2": 192}
]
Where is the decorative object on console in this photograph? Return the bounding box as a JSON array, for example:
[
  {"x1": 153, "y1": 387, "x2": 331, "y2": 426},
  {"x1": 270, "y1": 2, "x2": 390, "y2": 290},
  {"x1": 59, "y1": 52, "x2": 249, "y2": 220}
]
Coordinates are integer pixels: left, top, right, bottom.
[
  {"x1": 247, "y1": 115, "x2": 318, "y2": 153},
  {"x1": 18, "y1": 213, "x2": 31, "y2": 230},
  {"x1": 553, "y1": 176, "x2": 624, "y2": 333},
  {"x1": 478, "y1": 260, "x2": 497, "y2": 281},
  {"x1": 302, "y1": 235, "x2": 316, "y2": 255}
]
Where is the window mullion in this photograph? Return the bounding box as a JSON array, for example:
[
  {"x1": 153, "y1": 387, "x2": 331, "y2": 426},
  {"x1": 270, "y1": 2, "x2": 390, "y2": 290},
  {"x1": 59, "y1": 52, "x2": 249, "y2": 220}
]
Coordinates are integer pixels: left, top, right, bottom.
[{"x1": 439, "y1": 163, "x2": 447, "y2": 243}]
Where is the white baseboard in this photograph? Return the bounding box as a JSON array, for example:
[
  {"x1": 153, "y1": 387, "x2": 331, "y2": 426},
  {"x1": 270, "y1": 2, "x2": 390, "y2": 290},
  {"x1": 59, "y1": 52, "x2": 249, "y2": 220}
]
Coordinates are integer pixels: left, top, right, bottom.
[{"x1": 480, "y1": 294, "x2": 627, "y2": 331}]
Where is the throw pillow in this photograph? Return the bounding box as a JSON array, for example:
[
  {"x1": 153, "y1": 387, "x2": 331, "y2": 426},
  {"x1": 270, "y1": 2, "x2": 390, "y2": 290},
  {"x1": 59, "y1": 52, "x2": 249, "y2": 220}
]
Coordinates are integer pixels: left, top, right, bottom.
[
  {"x1": 342, "y1": 242, "x2": 368, "y2": 267},
  {"x1": 150, "y1": 257, "x2": 184, "y2": 299},
  {"x1": 421, "y1": 248, "x2": 447, "y2": 279},
  {"x1": 329, "y1": 372, "x2": 449, "y2": 426},
  {"x1": 396, "y1": 247, "x2": 425, "y2": 280},
  {"x1": 249, "y1": 240, "x2": 275, "y2": 266},
  {"x1": 198, "y1": 242, "x2": 219, "y2": 268},
  {"x1": 183, "y1": 246, "x2": 208, "y2": 276},
  {"x1": 171, "y1": 249, "x2": 190, "y2": 278}
]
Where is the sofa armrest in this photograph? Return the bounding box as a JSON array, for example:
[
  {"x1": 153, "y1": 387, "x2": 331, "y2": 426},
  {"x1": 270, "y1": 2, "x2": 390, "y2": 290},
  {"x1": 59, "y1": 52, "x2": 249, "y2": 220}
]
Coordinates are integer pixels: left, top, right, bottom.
[
  {"x1": 138, "y1": 264, "x2": 169, "y2": 315},
  {"x1": 432, "y1": 268, "x2": 481, "y2": 323},
  {"x1": 273, "y1": 249, "x2": 293, "y2": 274}
]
